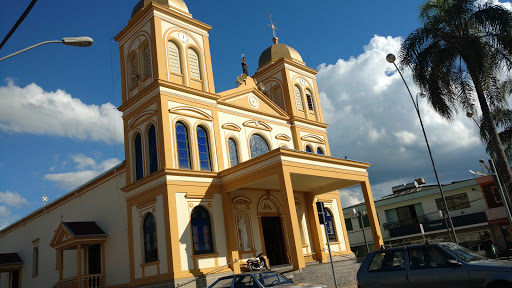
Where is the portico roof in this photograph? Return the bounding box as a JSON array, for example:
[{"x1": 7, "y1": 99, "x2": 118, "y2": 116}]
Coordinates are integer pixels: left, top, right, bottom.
[
  {"x1": 0, "y1": 253, "x2": 23, "y2": 272},
  {"x1": 50, "y1": 222, "x2": 107, "y2": 250},
  {"x1": 219, "y1": 148, "x2": 370, "y2": 195}
]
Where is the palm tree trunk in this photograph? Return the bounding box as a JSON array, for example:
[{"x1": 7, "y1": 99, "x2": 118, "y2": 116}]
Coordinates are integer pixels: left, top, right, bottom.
[{"x1": 472, "y1": 74, "x2": 512, "y2": 203}]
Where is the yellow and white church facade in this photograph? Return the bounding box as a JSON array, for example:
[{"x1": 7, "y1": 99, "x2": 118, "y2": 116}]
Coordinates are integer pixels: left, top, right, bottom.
[{"x1": 0, "y1": 1, "x2": 383, "y2": 287}]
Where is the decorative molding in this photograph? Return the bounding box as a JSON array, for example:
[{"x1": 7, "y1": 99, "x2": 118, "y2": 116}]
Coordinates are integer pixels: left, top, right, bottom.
[
  {"x1": 233, "y1": 196, "x2": 252, "y2": 204},
  {"x1": 275, "y1": 134, "x2": 291, "y2": 141},
  {"x1": 169, "y1": 106, "x2": 213, "y2": 121},
  {"x1": 243, "y1": 120, "x2": 272, "y2": 132},
  {"x1": 127, "y1": 110, "x2": 158, "y2": 129},
  {"x1": 221, "y1": 123, "x2": 242, "y2": 132},
  {"x1": 301, "y1": 134, "x2": 326, "y2": 144}
]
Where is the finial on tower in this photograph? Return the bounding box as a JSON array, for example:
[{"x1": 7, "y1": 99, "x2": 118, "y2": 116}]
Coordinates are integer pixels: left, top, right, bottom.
[{"x1": 269, "y1": 11, "x2": 278, "y2": 44}]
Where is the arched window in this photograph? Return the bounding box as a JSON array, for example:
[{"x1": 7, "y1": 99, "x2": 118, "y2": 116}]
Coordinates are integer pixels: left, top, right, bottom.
[
  {"x1": 143, "y1": 44, "x2": 152, "y2": 78},
  {"x1": 176, "y1": 122, "x2": 191, "y2": 169},
  {"x1": 271, "y1": 86, "x2": 285, "y2": 110},
  {"x1": 191, "y1": 206, "x2": 214, "y2": 255},
  {"x1": 228, "y1": 138, "x2": 239, "y2": 167},
  {"x1": 32, "y1": 247, "x2": 38, "y2": 277},
  {"x1": 305, "y1": 145, "x2": 313, "y2": 153},
  {"x1": 306, "y1": 90, "x2": 315, "y2": 113},
  {"x1": 168, "y1": 41, "x2": 182, "y2": 74},
  {"x1": 294, "y1": 85, "x2": 304, "y2": 111},
  {"x1": 197, "y1": 126, "x2": 212, "y2": 171},
  {"x1": 143, "y1": 213, "x2": 158, "y2": 263},
  {"x1": 324, "y1": 208, "x2": 338, "y2": 242},
  {"x1": 134, "y1": 133, "x2": 144, "y2": 180},
  {"x1": 130, "y1": 55, "x2": 138, "y2": 88},
  {"x1": 317, "y1": 147, "x2": 324, "y2": 155},
  {"x1": 188, "y1": 48, "x2": 201, "y2": 80},
  {"x1": 148, "y1": 125, "x2": 158, "y2": 174},
  {"x1": 250, "y1": 134, "x2": 270, "y2": 158}
]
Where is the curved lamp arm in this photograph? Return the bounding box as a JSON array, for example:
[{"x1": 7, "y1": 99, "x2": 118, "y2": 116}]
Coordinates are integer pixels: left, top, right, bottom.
[{"x1": 0, "y1": 37, "x2": 93, "y2": 62}]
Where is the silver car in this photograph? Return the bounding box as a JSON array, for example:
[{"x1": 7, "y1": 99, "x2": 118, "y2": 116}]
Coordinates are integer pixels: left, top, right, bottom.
[
  {"x1": 208, "y1": 271, "x2": 326, "y2": 288},
  {"x1": 357, "y1": 242, "x2": 512, "y2": 288}
]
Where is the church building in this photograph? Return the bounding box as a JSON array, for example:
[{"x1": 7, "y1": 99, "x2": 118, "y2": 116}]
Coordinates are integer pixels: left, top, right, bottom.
[{"x1": 0, "y1": 1, "x2": 383, "y2": 287}]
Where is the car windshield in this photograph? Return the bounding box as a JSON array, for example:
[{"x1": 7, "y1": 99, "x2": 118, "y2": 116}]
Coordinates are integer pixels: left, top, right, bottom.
[
  {"x1": 440, "y1": 243, "x2": 487, "y2": 262},
  {"x1": 253, "y1": 272, "x2": 292, "y2": 287}
]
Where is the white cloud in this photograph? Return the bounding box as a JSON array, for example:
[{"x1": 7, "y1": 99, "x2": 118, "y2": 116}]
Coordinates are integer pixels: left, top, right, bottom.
[
  {"x1": 45, "y1": 154, "x2": 121, "y2": 191},
  {"x1": 0, "y1": 191, "x2": 28, "y2": 208},
  {"x1": 318, "y1": 35, "x2": 487, "y2": 197},
  {"x1": 475, "y1": 0, "x2": 512, "y2": 10},
  {"x1": 0, "y1": 80, "x2": 123, "y2": 144},
  {"x1": 0, "y1": 206, "x2": 11, "y2": 229}
]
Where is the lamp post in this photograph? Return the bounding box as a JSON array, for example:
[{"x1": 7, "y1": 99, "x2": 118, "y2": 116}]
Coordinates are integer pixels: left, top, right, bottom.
[
  {"x1": 351, "y1": 208, "x2": 370, "y2": 254},
  {"x1": 0, "y1": 37, "x2": 93, "y2": 62},
  {"x1": 386, "y1": 53, "x2": 458, "y2": 244}
]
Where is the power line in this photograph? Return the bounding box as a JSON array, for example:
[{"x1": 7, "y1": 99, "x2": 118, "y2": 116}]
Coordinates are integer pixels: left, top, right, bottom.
[{"x1": 0, "y1": 0, "x2": 39, "y2": 50}]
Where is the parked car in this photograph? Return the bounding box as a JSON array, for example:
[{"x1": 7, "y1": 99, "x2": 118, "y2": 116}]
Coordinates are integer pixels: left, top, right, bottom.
[
  {"x1": 208, "y1": 271, "x2": 326, "y2": 288},
  {"x1": 357, "y1": 242, "x2": 512, "y2": 288}
]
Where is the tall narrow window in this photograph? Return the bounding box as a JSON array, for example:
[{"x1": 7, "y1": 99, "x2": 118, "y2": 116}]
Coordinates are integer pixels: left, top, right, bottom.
[
  {"x1": 271, "y1": 86, "x2": 285, "y2": 110},
  {"x1": 305, "y1": 145, "x2": 313, "y2": 153},
  {"x1": 317, "y1": 147, "x2": 324, "y2": 155},
  {"x1": 188, "y1": 48, "x2": 201, "y2": 80},
  {"x1": 306, "y1": 90, "x2": 315, "y2": 112},
  {"x1": 249, "y1": 134, "x2": 270, "y2": 158},
  {"x1": 148, "y1": 125, "x2": 158, "y2": 174},
  {"x1": 197, "y1": 126, "x2": 212, "y2": 171},
  {"x1": 176, "y1": 122, "x2": 191, "y2": 169},
  {"x1": 143, "y1": 213, "x2": 158, "y2": 263},
  {"x1": 294, "y1": 86, "x2": 304, "y2": 110},
  {"x1": 143, "y1": 45, "x2": 151, "y2": 78},
  {"x1": 191, "y1": 206, "x2": 214, "y2": 255},
  {"x1": 32, "y1": 247, "x2": 39, "y2": 277},
  {"x1": 324, "y1": 208, "x2": 338, "y2": 242},
  {"x1": 134, "y1": 133, "x2": 143, "y2": 180},
  {"x1": 168, "y1": 41, "x2": 182, "y2": 74},
  {"x1": 130, "y1": 56, "x2": 138, "y2": 88},
  {"x1": 228, "y1": 138, "x2": 239, "y2": 167}
]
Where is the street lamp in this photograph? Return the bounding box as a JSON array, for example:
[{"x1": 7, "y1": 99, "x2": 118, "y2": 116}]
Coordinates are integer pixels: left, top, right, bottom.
[
  {"x1": 0, "y1": 37, "x2": 93, "y2": 62},
  {"x1": 350, "y1": 208, "x2": 370, "y2": 254},
  {"x1": 386, "y1": 53, "x2": 458, "y2": 244}
]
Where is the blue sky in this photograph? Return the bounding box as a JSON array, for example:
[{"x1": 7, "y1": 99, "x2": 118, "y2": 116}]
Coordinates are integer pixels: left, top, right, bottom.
[{"x1": 1, "y1": 0, "x2": 510, "y2": 227}]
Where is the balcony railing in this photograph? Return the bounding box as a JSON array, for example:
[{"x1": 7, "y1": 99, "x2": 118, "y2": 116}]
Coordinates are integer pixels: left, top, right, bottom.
[
  {"x1": 383, "y1": 215, "x2": 430, "y2": 230},
  {"x1": 53, "y1": 274, "x2": 104, "y2": 288}
]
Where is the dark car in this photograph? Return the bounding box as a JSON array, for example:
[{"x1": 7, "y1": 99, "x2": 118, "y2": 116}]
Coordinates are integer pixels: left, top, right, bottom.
[
  {"x1": 208, "y1": 271, "x2": 326, "y2": 288},
  {"x1": 357, "y1": 242, "x2": 512, "y2": 288}
]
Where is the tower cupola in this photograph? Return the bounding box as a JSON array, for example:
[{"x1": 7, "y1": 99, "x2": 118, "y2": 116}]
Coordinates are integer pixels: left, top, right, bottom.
[{"x1": 131, "y1": 0, "x2": 189, "y2": 18}]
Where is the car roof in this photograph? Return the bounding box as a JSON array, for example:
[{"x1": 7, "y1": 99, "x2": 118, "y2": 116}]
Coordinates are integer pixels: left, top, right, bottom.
[{"x1": 373, "y1": 242, "x2": 453, "y2": 253}]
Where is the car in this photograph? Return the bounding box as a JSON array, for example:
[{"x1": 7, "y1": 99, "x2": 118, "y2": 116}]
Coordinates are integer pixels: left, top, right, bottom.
[
  {"x1": 357, "y1": 242, "x2": 512, "y2": 288},
  {"x1": 207, "y1": 271, "x2": 326, "y2": 288}
]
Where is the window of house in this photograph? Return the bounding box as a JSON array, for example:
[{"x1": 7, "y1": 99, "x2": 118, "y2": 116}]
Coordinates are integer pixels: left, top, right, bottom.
[
  {"x1": 306, "y1": 90, "x2": 315, "y2": 113},
  {"x1": 176, "y1": 122, "x2": 192, "y2": 169},
  {"x1": 324, "y1": 208, "x2": 338, "y2": 242},
  {"x1": 148, "y1": 125, "x2": 158, "y2": 174},
  {"x1": 188, "y1": 48, "x2": 201, "y2": 80},
  {"x1": 345, "y1": 218, "x2": 353, "y2": 231},
  {"x1": 143, "y1": 44, "x2": 151, "y2": 78},
  {"x1": 143, "y1": 213, "x2": 158, "y2": 263},
  {"x1": 134, "y1": 133, "x2": 143, "y2": 180},
  {"x1": 130, "y1": 55, "x2": 138, "y2": 88},
  {"x1": 228, "y1": 138, "x2": 239, "y2": 167},
  {"x1": 168, "y1": 41, "x2": 182, "y2": 74},
  {"x1": 191, "y1": 206, "x2": 214, "y2": 255},
  {"x1": 294, "y1": 86, "x2": 304, "y2": 111},
  {"x1": 362, "y1": 214, "x2": 370, "y2": 228},
  {"x1": 32, "y1": 246, "x2": 39, "y2": 277},
  {"x1": 249, "y1": 134, "x2": 270, "y2": 158},
  {"x1": 197, "y1": 126, "x2": 212, "y2": 171},
  {"x1": 305, "y1": 145, "x2": 313, "y2": 153},
  {"x1": 435, "y1": 193, "x2": 470, "y2": 212},
  {"x1": 317, "y1": 147, "x2": 324, "y2": 155}
]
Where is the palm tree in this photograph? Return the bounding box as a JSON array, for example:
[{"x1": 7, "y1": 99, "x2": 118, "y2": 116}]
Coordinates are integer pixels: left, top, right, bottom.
[{"x1": 400, "y1": 0, "x2": 512, "y2": 201}]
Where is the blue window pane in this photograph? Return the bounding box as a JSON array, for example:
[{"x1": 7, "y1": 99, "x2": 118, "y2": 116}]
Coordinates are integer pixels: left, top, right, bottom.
[
  {"x1": 176, "y1": 122, "x2": 191, "y2": 169},
  {"x1": 143, "y1": 213, "x2": 158, "y2": 263},
  {"x1": 250, "y1": 134, "x2": 270, "y2": 158},
  {"x1": 191, "y1": 206, "x2": 214, "y2": 255},
  {"x1": 135, "y1": 133, "x2": 143, "y2": 180},
  {"x1": 317, "y1": 148, "x2": 324, "y2": 155},
  {"x1": 228, "y1": 138, "x2": 239, "y2": 167},
  {"x1": 305, "y1": 146, "x2": 312, "y2": 153},
  {"x1": 148, "y1": 125, "x2": 158, "y2": 174},
  {"x1": 197, "y1": 126, "x2": 211, "y2": 171}
]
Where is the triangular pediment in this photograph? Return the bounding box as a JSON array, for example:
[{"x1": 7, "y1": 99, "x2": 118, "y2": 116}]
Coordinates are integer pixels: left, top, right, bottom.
[
  {"x1": 50, "y1": 222, "x2": 107, "y2": 250},
  {"x1": 50, "y1": 223, "x2": 75, "y2": 249},
  {"x1": 217, "y1": 77, "x2": 289, "y2": 119}
]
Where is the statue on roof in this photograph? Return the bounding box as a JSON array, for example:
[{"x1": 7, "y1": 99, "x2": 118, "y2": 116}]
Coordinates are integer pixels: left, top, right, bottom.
[{"x1": 241, "y1": 54, "x2": 249, "y2": 76}]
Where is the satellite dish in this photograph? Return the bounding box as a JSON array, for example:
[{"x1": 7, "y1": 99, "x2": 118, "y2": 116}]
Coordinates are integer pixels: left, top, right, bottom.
[{"x1": 469, "y1": 170, "x2": 477, "y2": 175}]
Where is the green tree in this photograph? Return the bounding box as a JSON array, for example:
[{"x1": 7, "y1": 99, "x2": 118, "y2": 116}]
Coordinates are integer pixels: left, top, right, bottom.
[{"x1": 400, "y1": 0, "x2": 512, "y2": 201}]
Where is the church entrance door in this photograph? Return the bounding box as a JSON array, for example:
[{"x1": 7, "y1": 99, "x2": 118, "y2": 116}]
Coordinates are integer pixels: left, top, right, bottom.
[{"x1": 261, "y1": 217, "x2": 288, "y2": 266}]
